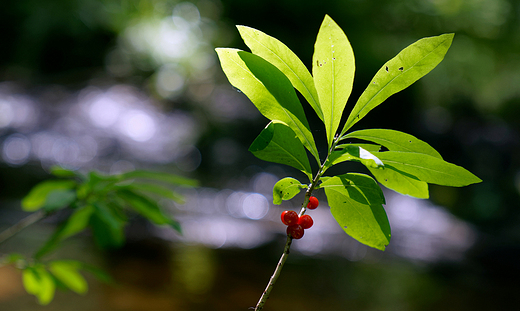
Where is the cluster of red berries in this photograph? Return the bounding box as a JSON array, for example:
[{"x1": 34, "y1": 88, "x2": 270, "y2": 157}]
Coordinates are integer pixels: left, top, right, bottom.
[{"x1": 280, "y1": 196, "x2": 319, "y2": 239}]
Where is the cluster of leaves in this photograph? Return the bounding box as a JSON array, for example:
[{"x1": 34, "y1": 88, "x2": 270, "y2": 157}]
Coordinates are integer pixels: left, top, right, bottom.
[
  {"x1": 2, "y1": 166, "x2": 197, "y2": 304},
  {"x1": 216, "y1": 15, "x2": 481, "y2": 251}
]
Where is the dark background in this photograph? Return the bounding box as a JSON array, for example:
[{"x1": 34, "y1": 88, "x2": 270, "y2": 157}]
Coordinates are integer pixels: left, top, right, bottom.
[{"x1": 0, "y1": 0, "x2": 519, "y2": 310}]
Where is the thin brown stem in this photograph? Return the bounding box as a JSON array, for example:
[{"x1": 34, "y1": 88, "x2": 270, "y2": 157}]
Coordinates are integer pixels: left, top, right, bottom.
[{"x1": 0, "y1": 210, "x2": 46, "y2": 245}]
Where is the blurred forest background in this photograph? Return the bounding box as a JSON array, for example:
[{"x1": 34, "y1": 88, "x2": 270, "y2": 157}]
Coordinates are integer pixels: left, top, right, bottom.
[{"x1": 0, "y1": 0, "x2": 519, "y2": 310}]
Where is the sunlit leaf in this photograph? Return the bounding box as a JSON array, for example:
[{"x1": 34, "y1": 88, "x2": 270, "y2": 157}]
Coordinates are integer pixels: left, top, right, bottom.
[
  {"x1": 319, "y1": 173, "x2": 385, "y2": 205},
  {"x1": 375, "y1": 151, "x2": 482, "y2": 187},
  {"x1": 325, "y1": 145, "x2": 383, "y2": 170},
  {"x1": 343, "y1": 129, "x2": 442, "y2": 159},
  {"x1": 249, "y1": 121, "x2": 312, "y2": 180},
  {"x1": 341, "y1": 33, "x2": 454, "y2": 134},
  {"x1": 48, "y1": 261, "x2": 88, "y2": 295},
  {"x1": 215, "y1": 48, "x2": 320, "y2": 162},
  {"x1": 325, "y1": 184, "x2": 390, "y2": 251},
  {"x1": 313, "y1": 15, "x2": 355, "y2": 148},
  {"x1": 237, "y1": 25, "x2": 323, "y2": 121},
  {"x1": 272, "y1": 177, "x2": 306, "y2": 205},
  {"x1": 50, "y1": 166, "x2": 78, "y2": 178},
  {"x1": 22, "y1": 266, "x2": 56, "y2": 305},
  {"x1": 367, "y1": 165, "x2": 429, "y2": 199},
  {"x1": 22, "y1": 180, "x2": 77, "y2": 212}
]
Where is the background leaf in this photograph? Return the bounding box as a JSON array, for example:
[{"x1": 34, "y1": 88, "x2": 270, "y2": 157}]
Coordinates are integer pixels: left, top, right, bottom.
[
  {"x1": 237, "y1": 25, "x2": 323, "y2": 121},
  {"x1": 342, "y1": 33, "x2": 454, "y2": 134},
  {"x1": 249, "y1": 121, "x2": 312, "y2": 180},
  {"x1": 48, "y1": 260, "x2": 88, "y2": 295},
  {"x1": 216, "y1": 48, "x2": 320, "y2": 162},
  {"x1": 22, "y1": 266, "x2": 56, "y2": 305},
  {"x1": 272, "y1": 177, "x2": 306, "y2": 205},
  {"x1": 117, "y1": 170, "x2": 198, "y2": 187},
  {"x1": 22, "y1": 180, "x2": 77, "y2": 212},
  {"x1": 313, "y1": 15, "x2": 355, "y2": 147}
]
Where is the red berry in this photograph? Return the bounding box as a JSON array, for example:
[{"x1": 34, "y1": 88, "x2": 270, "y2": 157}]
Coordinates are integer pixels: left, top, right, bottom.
[
  {"x1": 287, "y1": 224, "x2": 304, "y2": 239},
  {"x1": 298, "y1": 214, "x2": 313, "y2": 229},
  {"x1": 307, "y1": 196, "x2": 319, "y2": 210},
  {"x1": 281, "y1": 210, "x2": 299, "y2": 226}
]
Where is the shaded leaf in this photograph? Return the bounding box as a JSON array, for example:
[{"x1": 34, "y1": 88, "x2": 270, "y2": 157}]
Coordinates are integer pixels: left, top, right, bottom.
[
  {"x1": 116, "y1": 189, "x2": 181, "y2": 232},
  {"x1": 90, "y1": 203, "x2": 125, "y2": 248},
  {"x1": 249, "y1": 121, "x2": 312, "y2": 180},
  {"x1": 238, "y1": 25, "x2": 323, "y2": 121},
  {"x1": 272, "y1": 177, "x2": 306, "y2": 205},
  {"x1": 313, "y1": 15, "x2": 355, "y2": 148},
  {"x1": 342, "y1": 33, "x2": 454, "y2": 134},
  {"x1": 215, "y1": 48, "x2": 319, "y2": 162},
  {"x1": 118, "y1": 170, "x2": 198, "y2": 187},
  {"x1": 343, "y1": 129, "x2": 442, "y2": 159},
  {"x1": 42, "y1": 189, "x2": 76, "y2": 212}
]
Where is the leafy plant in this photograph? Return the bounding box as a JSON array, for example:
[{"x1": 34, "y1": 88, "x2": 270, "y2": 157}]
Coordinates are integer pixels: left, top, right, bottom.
[
  {"x1": 0, "y1": 166, "x2": 197, "y2": 305},
  {"x1": 216, "y1": 14, "x2": 481, "y2": 310}
]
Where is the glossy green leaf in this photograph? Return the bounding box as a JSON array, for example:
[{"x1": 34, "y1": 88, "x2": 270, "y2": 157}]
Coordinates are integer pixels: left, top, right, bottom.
[
  {"x1": 335, "y1": 143, "x2": 381, "y2": 153},
  {"x1": 272, "y1": 177, "x2": 306, "y2": 205},
  {"x1": 342, "y1": 33, "x2": 454, "y2": 134},
  {"x1": 344, "y1": 129, "x2": 442, "y2": 159},
  {"x1": 325, "y1": 184, "x2": 391, "y2": 251},
  {"x1": 249, "y1": 121, "x2": 312, "y2": 180},
  {"x1": 117, "y1": 170, "x2": 198, "y2": 187},
  {"x1": 48, "y1": 261, "x2": 88, "y2": 295},
  {"x1": 367, "y1": 166, "x2": 429, "y2": 199},
  {"x1": 22, "y1": 180, "x2": 77, "y2": 212},
  {"x1": 116, "y1": 189, "x2": 181, "y2": 232},
  {"x1": 325, "y1": 145, "x2": 384, "y2": 170},
  {"x1": 375, "y1": 151, "x2": 482, "y2": 187},
  {"x1": 320, "y1": 173, "x2": 385, "y2": 205},
  {"x1": 237, "y1": 25, "x2": 323, "y2": 121},
  {"x1": 22, "y1": 266, "x2": 56, "y2": 305},
  {"x1": 313, "y1": 15, "x2": 355, "y2": 148},
  {"x1": 216, "y1": 48, "x2": 319, "y2": 162}
]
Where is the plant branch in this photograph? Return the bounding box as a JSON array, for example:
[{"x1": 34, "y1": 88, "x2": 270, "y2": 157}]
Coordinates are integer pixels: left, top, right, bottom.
[
  {"x1": 0, "y1": 210, "x2": 46, "y2": 245},
  {"x1": 253, "y1": 135, "x2": 342, "y2": 310}
]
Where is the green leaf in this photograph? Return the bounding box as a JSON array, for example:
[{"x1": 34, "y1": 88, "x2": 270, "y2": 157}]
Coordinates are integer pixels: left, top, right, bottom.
[
  {"x1": 117, "y1": 183, "x2": 186, "y2": 204},
  {"x1": 325, "y1": 184, "x2": 391, "y2": 251},
  {"x1": 272, "y1": 177, "x2": 306, "y2": 205},
  {"x1": 50, "y1": 166, "x2": 78, "y2": 178},
  {"x1": 367, "y1": 165, "x2": 429, "y2": 199},
  {"x1": 342, "y1": 33, "x2": 454, "y2": 134},
  {"x1": 313, "y1": 15, "x2": 355, "y2": 148},
  {"x1": 215, "y1": 48, "x2": 319, "y2": 162},
  {"x1": 22, "y1": 180, "x2": 77, "y2": 212},
  {"x1": 42, "y1": 189, "x2": 76, "y2": 212},
  {"x1": 116, "y1": 189, "x2": 181, "y2": 232},
  {"x1": 34, "y1": 205, "x2": 95, "y2": 259},
  {"x1": 249, "y1": 121, "x2": 312, "y2": 180},
  {"x1": 237, "y1": 25, "x2": 323, "y2": 121},
  {"x1": 335, "y1": 143, "x2": 381, "y2": 153},
  {"x1": 117, "y1": 170, "x2": 198, "y2": 187},
  {"x1": 320, "y1": 173, "x2": 385, "y2": 205},
  {"x1": 90, "y1": 203, "x2": 125, "y2": 248},
  {"x1": 325, "y1": 145, "x2": 384, "y2": 170},
  {"x1": 343, "y1": 129, "x2": 442, "y2": 159},
  {"x1": 48, "y1": 261, "x2": 88, "y2": 295},
  {"x1": 22, "y1": 266, "x2": 56, "y2": 305},
  {"x1": 375, "y1": 151, "x2": 482, "y2": 187}
]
